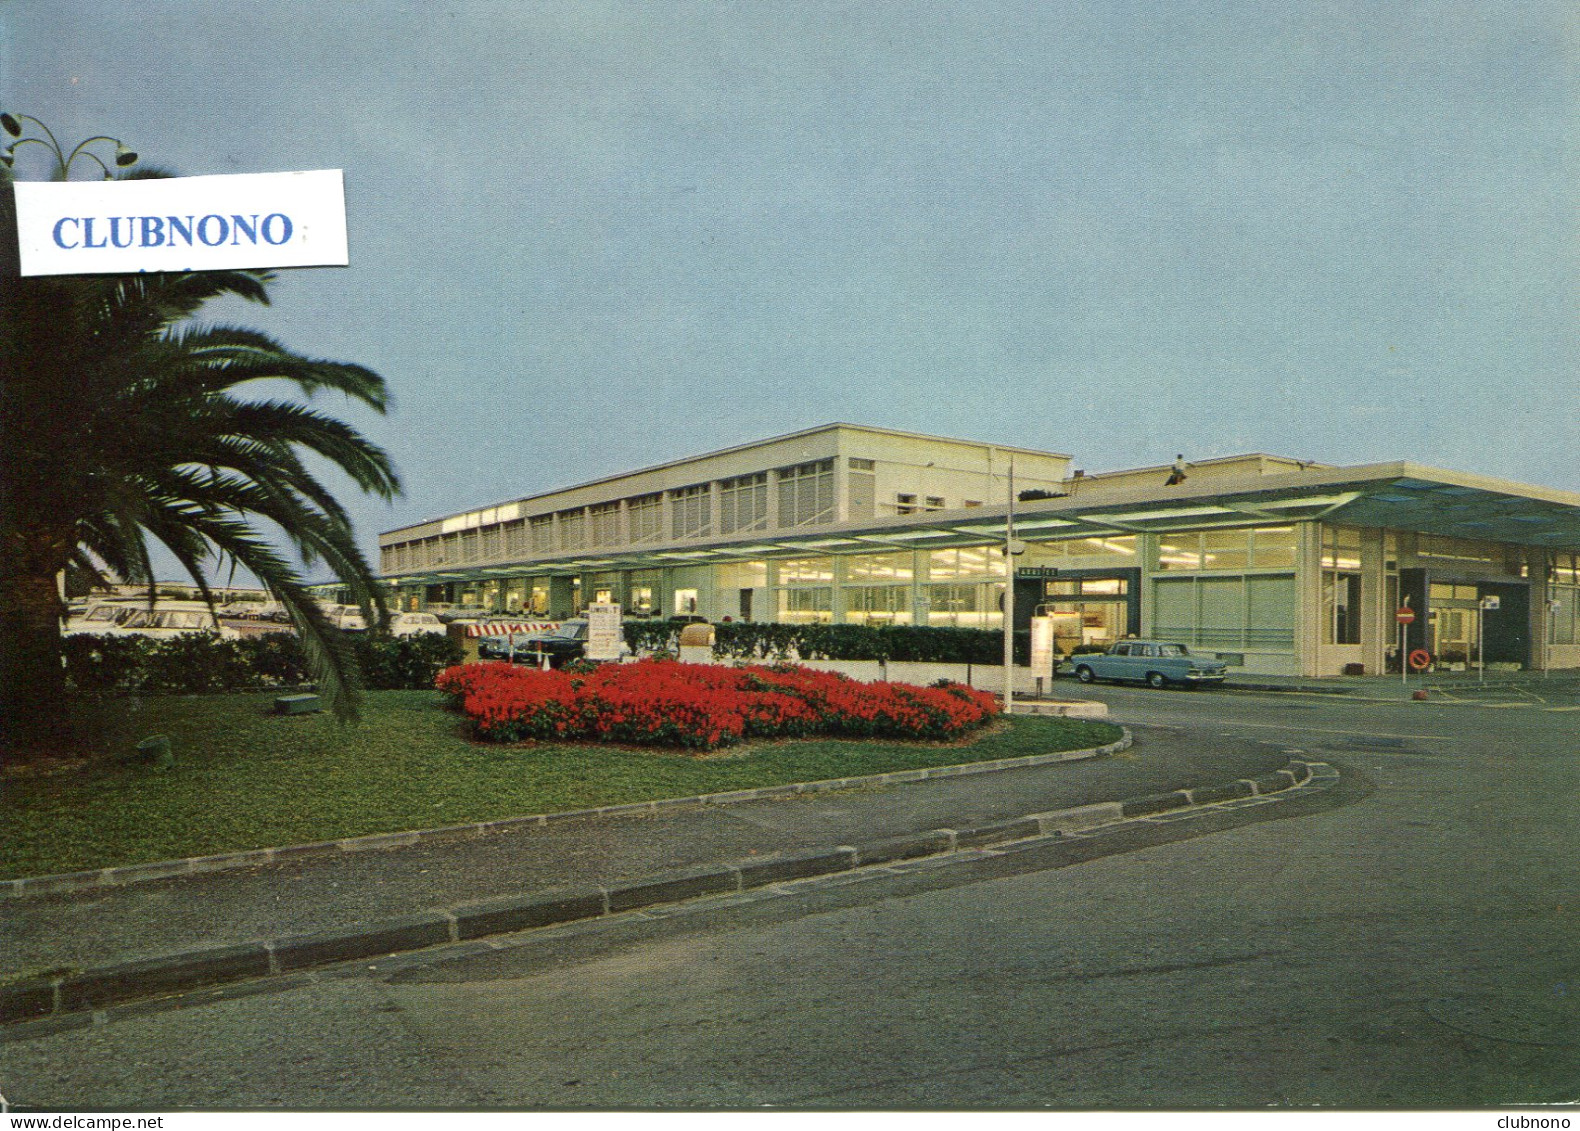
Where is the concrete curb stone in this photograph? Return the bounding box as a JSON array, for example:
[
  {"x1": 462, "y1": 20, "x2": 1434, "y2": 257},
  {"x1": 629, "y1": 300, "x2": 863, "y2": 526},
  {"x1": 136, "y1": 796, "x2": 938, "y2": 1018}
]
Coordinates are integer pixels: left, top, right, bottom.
[
  {"x1": 270, "y1": 911, "x2": 455, "y2": 974},
  {"x1": 452, "y1": 887, "x2": 607, "y2": 941},
  {"x1": 0, "y1": 753, "x2": 1328, "y2": 1030}
]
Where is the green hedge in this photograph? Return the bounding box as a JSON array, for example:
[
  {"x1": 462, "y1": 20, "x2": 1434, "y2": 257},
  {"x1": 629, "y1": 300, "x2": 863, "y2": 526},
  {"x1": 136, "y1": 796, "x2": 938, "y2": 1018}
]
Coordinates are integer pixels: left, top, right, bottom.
[
  {"x1": 62, "y1": 632, "x2": 462, "y2": 694},
  {"x1": 622, "y1": 621, "x2": 1031, "y2": 665}
]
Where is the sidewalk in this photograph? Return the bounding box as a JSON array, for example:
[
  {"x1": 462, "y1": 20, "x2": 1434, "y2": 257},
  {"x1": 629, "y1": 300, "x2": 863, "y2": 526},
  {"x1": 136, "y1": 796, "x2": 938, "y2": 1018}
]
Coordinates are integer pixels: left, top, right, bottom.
[
  {"x1": 2, "y1": 726, "x2": 1298, "y2": 990},
  {"x1": 1183, "y1": 669, "x2": 1580, "y2": 702}
]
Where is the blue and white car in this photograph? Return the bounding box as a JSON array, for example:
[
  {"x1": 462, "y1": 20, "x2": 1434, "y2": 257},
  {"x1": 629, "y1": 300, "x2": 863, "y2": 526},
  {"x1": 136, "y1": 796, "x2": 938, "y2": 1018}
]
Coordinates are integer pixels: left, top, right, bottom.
[{"x1": 1066, "y1": 640, "x2": 1228, "y2": 689}]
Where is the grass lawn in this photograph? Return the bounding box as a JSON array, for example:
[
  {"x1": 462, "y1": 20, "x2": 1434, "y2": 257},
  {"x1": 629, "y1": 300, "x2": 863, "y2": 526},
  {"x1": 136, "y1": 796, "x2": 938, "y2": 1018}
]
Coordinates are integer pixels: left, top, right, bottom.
[{"x1": 0, "y1": 690, "x2": 1121, "y2": 880}]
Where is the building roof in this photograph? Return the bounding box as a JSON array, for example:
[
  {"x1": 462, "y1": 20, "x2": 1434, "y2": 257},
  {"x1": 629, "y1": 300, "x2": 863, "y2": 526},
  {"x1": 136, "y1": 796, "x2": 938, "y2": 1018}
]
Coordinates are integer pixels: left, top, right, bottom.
[
  {"x1": 381, "y1": 423, "x2": 1073, "y2": 540},
  {"x1": 383, "y1": 459, "x2": 1580, "y2": 585}
]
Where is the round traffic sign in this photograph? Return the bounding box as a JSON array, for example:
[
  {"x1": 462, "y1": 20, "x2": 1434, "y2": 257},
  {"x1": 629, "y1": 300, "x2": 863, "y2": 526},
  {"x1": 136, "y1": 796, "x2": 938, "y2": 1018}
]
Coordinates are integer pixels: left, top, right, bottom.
[{"x1": 1396, "y1": 607, "x2": 1416, "y2": 624}]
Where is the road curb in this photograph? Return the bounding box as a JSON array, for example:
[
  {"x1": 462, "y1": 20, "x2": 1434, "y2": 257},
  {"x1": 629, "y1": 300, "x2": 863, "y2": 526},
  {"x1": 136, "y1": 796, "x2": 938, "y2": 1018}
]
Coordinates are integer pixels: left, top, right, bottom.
[
  {"x1": 0, "y1": 730, "x2": 1132, "y2": 901},
  {"x1": 0, "y1": 754, "x2": 1322, "y2": 1032}
]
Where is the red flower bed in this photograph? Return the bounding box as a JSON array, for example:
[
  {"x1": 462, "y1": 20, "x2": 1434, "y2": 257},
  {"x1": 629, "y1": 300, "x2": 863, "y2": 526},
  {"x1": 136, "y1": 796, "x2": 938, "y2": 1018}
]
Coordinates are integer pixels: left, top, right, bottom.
[{"x1": 435, "y1": 659, "x2": 1000, "y2": 750}]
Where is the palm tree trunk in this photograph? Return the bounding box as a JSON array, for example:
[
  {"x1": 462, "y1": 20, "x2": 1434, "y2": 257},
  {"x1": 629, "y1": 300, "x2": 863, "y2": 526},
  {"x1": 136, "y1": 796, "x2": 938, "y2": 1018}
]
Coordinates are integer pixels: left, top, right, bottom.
[{"x1": 0, "y1": 525, "x2": 75, "y2": 759}]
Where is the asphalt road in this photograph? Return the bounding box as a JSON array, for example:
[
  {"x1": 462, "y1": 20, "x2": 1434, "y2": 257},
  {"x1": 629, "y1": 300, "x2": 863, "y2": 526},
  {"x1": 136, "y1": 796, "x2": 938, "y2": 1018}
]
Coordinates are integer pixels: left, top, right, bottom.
[{"x1": 4, "y1": 685, "x2": 1577, "y2": 1110}]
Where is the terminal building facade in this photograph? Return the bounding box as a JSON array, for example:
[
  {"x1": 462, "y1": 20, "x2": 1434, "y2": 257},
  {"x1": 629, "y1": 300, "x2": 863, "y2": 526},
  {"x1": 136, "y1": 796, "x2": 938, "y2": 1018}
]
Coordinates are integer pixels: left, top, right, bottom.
[{"x1": 376, "y1": 424, "x2": 1580, "y2": 678}]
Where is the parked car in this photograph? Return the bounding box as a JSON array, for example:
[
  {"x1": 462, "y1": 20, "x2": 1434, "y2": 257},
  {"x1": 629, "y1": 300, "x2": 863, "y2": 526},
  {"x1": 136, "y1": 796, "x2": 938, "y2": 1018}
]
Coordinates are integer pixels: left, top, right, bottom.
[
  {"x1": 313, "y1": 602, "x2": 369, "y2": 631},
  {"x1": 1065, "y1": 640, "x2": 1227, "y2": 689},
  {"x1": 501, "y1": 620, "x2": 634, "y2": 667},
  {"x1": 434, "y1": 606, "x2": 495, "y2": 624},
  {"x1": 386, "y1": 611, "x2": 446, "y2": 637},
  {"x1": 504, "y1": 620, "x2": 591, "y2": 667},
  {"x1": 219, "y1": 600, "x2": 269, "y2": 619}
]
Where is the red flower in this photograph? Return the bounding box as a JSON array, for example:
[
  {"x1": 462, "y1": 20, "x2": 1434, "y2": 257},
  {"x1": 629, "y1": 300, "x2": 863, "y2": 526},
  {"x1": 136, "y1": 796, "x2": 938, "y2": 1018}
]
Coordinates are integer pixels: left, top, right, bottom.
[{"x1": 435, "y1": 659, "x2": 998, "y2": 751}]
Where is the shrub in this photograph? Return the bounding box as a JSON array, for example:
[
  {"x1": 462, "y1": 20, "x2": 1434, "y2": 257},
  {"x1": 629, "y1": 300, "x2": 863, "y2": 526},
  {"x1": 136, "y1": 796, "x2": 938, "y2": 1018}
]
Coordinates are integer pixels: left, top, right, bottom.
[
  {"x1": 60, "y1": 629, "x2": 462, "y2": 696},
  {"x1": 354, "y1": 632, "x2": 464, "y2": 690},
  {"x1": 437, "y1": 658, "x2": 1001, "y2": 751},
  {"x1": 625, "y1": 621, "x2": 1033, "y2": 665},
  {"x1": 62, "y1": 633, "x2": 153, "y2": 692}
]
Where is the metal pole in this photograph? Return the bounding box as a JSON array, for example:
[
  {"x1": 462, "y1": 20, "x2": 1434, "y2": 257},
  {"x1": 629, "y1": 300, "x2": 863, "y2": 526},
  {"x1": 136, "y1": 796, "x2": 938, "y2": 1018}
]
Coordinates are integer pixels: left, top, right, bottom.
[
  {"x1": 1478, "y1": 603, "x2": 1485, "y2": 685},
  {"x1": 1548, "y1": 600, "x2": 1556, "y2": 678},
  {"x1": 1003, "y1": 460, "x2": 1015, "y2": 716}
]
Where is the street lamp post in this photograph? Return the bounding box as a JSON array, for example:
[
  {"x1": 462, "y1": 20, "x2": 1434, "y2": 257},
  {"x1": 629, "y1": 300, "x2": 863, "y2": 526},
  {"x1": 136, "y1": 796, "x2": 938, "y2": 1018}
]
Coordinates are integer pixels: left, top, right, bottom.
[
  {"x1": 1002, "y1": 460, "x2": 1027, "y2": 715},
  {"x1": 1, "y1": 111, "x2": 137, "y2": 180}
]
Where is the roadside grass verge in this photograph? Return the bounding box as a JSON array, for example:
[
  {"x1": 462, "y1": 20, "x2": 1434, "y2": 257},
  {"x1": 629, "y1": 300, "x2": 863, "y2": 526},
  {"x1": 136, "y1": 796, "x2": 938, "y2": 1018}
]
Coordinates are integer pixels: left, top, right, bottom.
[{"x1": 0, "y1": 690, "x2": 1120, "y2": 879}]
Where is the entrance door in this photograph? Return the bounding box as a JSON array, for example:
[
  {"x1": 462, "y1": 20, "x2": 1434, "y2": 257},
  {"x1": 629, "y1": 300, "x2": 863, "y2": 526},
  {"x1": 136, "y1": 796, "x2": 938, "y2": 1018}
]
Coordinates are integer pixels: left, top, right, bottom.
[
  {"x1": 1479, "y1": 582, "x2": 1530, "y2": 667},
  {"x1": 739, "y1": 588, "x2": 754, "y2": 622}
]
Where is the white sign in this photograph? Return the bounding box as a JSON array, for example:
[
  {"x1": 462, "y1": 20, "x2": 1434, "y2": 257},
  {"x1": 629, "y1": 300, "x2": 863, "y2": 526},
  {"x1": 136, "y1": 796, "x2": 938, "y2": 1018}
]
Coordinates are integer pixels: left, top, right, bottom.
[
  {"x1": 1481, "y1": 595, "x2": 1501, "y2": 610},
  {"x1": 13, "y1": 170, "x2": 348, "y2": 276},
  {"x1": 1030, "y1": 615, "x2": 1056, "y2": 673},
  {"x1": 585, "y1": 602, "x2": 624, "y2": 662}
]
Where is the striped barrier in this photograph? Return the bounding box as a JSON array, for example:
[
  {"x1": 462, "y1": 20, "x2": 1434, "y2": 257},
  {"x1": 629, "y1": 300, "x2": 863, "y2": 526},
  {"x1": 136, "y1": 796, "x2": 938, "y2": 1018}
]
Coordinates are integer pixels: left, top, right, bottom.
[{"x1": 462, "y1": 622, "x2": 559, "y2": 637}]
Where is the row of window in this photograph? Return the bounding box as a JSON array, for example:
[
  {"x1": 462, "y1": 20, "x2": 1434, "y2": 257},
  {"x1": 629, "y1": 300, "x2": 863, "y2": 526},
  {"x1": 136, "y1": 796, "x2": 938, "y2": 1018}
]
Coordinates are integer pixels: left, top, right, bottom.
[{"x1": 384, "y1": 460, "x2": 840, "y2": 570}]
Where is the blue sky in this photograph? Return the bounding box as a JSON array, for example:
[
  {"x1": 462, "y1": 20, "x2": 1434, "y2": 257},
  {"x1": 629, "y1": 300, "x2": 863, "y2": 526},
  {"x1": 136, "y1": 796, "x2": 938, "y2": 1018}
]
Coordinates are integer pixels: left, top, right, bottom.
[{"x1": 4, "y1": 1, "x2": 1575, "y2": 577}]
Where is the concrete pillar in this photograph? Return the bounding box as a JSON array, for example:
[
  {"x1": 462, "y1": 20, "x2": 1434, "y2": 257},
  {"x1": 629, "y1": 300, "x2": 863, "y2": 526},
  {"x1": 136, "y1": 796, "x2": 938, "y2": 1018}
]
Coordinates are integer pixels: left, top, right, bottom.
[
  {"x1": 1297, "y1": 522, "x2": 1324, "y2": 678},
  {"x1": 1360, "y1": 527, "x2": 1387, "y2": 675}
]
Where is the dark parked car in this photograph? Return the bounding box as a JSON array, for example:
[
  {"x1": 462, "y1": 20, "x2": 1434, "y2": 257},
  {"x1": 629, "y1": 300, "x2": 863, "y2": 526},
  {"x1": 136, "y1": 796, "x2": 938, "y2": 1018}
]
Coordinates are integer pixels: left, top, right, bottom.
[{"x1": 506, "y1": 620, "x2": 592, "y2": 667}]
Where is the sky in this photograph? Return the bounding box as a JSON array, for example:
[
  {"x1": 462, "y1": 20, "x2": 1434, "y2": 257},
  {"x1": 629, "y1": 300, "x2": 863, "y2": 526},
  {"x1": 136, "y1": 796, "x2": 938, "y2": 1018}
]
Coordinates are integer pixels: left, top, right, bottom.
[{"x1": 3, "y1": 1, "x2": 1576, "y2": 580}]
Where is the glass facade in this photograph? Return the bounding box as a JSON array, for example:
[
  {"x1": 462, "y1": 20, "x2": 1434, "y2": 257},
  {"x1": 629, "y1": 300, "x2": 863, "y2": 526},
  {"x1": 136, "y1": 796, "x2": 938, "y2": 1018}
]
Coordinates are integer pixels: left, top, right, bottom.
[
  {"x1": 1552, "y1": 553, "x2": 1579, "y2": 645},
  {"x1": 1322, "y1": 526, "x2": 1363, "y2": 645}
]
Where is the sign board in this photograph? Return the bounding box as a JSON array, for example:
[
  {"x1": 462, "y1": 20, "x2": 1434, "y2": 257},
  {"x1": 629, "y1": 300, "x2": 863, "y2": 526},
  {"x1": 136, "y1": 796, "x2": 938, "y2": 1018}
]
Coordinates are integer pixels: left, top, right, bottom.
[
  {"x1": 1030, "y1": 615, "x2": 1056, "y2": 673},
  {"x1": 1481, "y1": 595, "x2": 1501, "y2": 611},
  {"x1": 12, "y1": 170, "x2": 349, "y2": 276},
  {"x1": 1016, "y1": 567, "x2": 1062, "y2": 579},
  {"x1": 1395, "y1": 607, "x2": 1415, "y2": 624},
  {"x1": 585, "y1": 602, "x2": 624, "y2": 661}
]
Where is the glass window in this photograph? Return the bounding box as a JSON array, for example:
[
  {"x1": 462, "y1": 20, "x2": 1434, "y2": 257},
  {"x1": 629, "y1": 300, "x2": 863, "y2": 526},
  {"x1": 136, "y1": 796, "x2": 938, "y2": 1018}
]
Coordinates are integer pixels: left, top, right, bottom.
[
  {"x1": 778, "y1": 460, "x2": 835, "y2": 527},
  {"x1": 628, "y1": 494, "x2": 663, "y2": 544},
  {"x1": 1250, "y1": 527, "x2": 1297, "y2": 569},
  {"x1": 844, "y1": 585, "x2": 913, "y2": 625},
  {"x1": 846, "y1": 552, "x2": 913, "y2": 582},
  {"x1": 1321, "y1": 526, "x2": 1362, "y2": 571},
  {"x1": 671, "y1": 484, "x2": 711, "y2": 540},
  {"x1": 1157, "y1": 534, "x2": 1204, "y2": 571},
  {"x1": 929, "y1": 546, "x2": 1003, "y2": 580},
  {"x1": 716, "y1": 560, "x2": 768, "y2": 589},
  {"x1": 1550, "y1": 585, "x2": 1578, "y2": 645},
  {"x1": 720, "y1": 473, "x2": 768, "y2": 534},
  {"x1": 777, "y1": 557, "x2": 834, "y2": 584},
  {"x1": 530, "y1": 516, "x2": 555, "y2": 554},
  {"x1": 1202, "y1": 530, "x2": 1250, "y2": 570},
  {"x1": 778, "y1": 587, "x2": 832, "y2": 624},
  {"x1": 589, "y1": 503, "x2": 621, "y2": 546},
  {"x1": 1418, "y1": 534, "x2": 1500, "y2": 566},
  {"x1": 1081, "y1": 577, "x2": 1126, "y2": 596},
  {"x1": 558, "y1": 510, "x2": 585, "y2": 550}
]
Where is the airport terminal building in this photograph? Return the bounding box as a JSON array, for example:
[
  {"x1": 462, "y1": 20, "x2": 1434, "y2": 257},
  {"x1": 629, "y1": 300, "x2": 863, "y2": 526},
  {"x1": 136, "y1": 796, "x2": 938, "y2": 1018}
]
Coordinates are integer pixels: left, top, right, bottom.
[{"x1": 376, "y1": 424, "x2": 1580, "y2": 677}]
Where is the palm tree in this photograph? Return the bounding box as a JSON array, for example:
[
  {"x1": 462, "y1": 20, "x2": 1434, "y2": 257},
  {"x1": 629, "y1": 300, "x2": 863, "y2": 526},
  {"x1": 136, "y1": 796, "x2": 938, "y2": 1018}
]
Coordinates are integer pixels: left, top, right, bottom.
[{"x1": 1, "y1": 163, "x2": 401, "y2": 759}]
